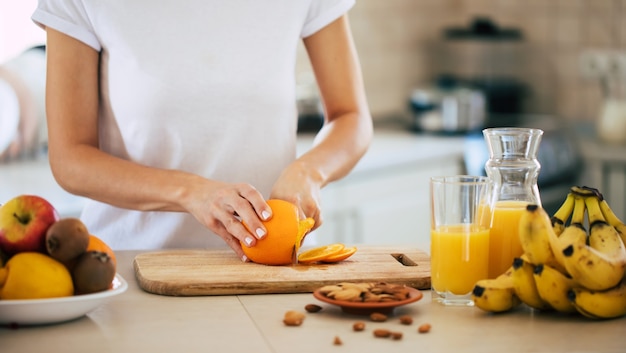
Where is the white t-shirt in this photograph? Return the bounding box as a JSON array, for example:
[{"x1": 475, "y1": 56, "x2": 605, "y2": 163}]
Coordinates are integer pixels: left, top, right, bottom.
[{"x1": 32, "y1": 0, "x2": 354, "y2": 250}]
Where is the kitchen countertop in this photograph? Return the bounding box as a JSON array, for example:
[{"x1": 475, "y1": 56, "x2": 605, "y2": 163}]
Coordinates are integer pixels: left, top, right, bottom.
[
  {"x1": 0, "y1": 127, "x2": 467, "y2": 217},
  {"x1": 2, "y1": 250, "x2": 625, "y2": 353}
]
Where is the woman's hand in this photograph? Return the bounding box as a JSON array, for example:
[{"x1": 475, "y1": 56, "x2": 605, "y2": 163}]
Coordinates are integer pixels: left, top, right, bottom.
[
  {"x1": 184, "y1": 180, "x2": 272, "y2": 261},
  {"x1": 270, "y1": 160, "x2": 324, "y2": 230}
]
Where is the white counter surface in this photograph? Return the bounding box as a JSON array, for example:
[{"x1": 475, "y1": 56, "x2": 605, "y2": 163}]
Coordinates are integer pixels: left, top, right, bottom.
[
  {"x1": 2, "y1": 250, "x2": 625, "y2": 353},
  {"x1": 0, "y1": 128, "x2": 466, "y2": 217}
]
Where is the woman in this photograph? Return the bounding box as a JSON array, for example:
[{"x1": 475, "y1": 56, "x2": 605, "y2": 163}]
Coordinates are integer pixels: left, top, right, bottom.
[{"x1": 32, "y1": 0, "x2": 372, "y2": 261}]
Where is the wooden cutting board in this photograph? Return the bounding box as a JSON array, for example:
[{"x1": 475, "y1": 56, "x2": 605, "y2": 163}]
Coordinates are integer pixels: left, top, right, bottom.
[{"x1": 133, "y1": 246, "x2": 431, "y2": 296}]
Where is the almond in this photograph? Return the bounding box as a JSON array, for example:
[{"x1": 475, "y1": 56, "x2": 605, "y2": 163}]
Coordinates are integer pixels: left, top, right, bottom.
[
  {"x1": 399, "y1": 315, "x2": 413, "y2": 325},
  {"x1": 369, "y1": 312, "x2": 388, "y2": 322},
  {"x1": 283, "y1": 310, "x2": 305, "y2": 326},
  {"x1": 304, "y1": 304, "x2": 322, "y2": 313},
  {"x1": 352, "y1": 321, "x2": 366, "y2": 331},
  {"x1": 373, "y1": 329, "x2": 391, "y2": 338},
  {"x1": 418, "y1": 323, "x2": 432, "y2": 333}
]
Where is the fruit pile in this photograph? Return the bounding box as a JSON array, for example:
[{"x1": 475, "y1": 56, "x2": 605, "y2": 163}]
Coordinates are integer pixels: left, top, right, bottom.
[
  {"x1": 241, "y1": 199, "x2": 357, "y2": 265},
  {"x1": 0, "y1": 195, "x2": 116, "y2": 300},
  {"x1": 472, "y1": 186, "x2": 626, "y2": 319}
]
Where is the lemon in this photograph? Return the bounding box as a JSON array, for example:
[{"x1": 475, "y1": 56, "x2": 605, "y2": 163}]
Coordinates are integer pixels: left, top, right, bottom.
[{"x1": 0, "y1": 252, "x2": 74, "y2": 300}]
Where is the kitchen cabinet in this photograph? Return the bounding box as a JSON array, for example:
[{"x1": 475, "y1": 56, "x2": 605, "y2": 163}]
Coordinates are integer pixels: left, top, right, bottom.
[{"x1": 299, "y1": 130, "x2": 466, "y2": 252}]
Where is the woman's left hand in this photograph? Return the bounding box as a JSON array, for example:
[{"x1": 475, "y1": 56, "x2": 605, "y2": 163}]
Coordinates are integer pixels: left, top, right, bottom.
[{"x1": 269, "y1": 160, "x2": 323, "y2": 230}]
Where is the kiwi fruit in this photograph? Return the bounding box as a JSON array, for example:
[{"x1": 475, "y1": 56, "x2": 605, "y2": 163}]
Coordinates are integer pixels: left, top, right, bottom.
[
  {"x1": 72, "y1": 251, "x2": 116, "y2": 295},
  {"x1": 45, "y1": 218, "x2": 90, "y2": 263}
]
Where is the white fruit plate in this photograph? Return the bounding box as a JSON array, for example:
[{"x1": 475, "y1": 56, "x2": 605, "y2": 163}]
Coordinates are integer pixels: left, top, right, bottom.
[{"x1": 0, "y1": 274, "x2": 128, "y2": 326}]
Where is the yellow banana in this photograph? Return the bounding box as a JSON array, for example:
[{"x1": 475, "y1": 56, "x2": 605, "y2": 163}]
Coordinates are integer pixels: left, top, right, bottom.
[
  {"x1": 568, "y1": 277, "x2": 626, "y2": 320},
  {"x1": 560, "y1": 196, "x2": 626, "y2": 291},
  {"x1": 561, "y1": 241, "x2": 626, "y2": 291},
  {"x1": 533, "y1": 263, "x2": 578, "y2": 313},
  {"x1": 570, "y1": 185, "x2": 599, "y2": 198},
  {"x1": 518, "y1": 205, "x2": 567, "y2": 273},
  {"x1": 549, "y1": 195, "x2": 587, "y2": 272},
  {"x1": 511, "y1": 257, "x2": 551, "y2": 311},
  {"x1": 550, "y1": 192, "x2": 575, "y2": 236},
  {"x1": 599, "y1": 198, "x2": 626, "y2": 247},
  {"x1": 472, "y1": 271, "x2": 521, "y2": 313},
  {"x1": 585, "y1": 195, "x2": 626, "y2": 259}
]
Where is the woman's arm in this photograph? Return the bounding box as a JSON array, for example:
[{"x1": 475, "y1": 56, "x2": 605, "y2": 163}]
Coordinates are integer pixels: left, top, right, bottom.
[
  {"x1": 270, "y1": 14, "x2": 373, "y2": 226},
  {"x1": 45, "y1": 28, "x2": 270, "y2": 257}
]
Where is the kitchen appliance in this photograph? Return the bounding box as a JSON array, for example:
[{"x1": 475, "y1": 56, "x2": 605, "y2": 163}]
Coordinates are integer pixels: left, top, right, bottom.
[
  {"x1": 409, "y1": 76, "x2": 486, "y2": 134},
  {"x1": 133, "y1": 246, "x2": 430, "y2": 296},
  {"x1": 433, "y1": 17, "x2": 528, "y2": 126}
]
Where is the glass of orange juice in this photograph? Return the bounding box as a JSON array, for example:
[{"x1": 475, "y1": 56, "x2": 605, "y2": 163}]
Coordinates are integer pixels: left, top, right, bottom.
[{"x1": 430, "y1": 175, "x2": 491, "y2": 306}]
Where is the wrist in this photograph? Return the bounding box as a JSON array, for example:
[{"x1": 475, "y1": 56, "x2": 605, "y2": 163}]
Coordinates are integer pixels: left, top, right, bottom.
[{"x1": 292, "y1": 159, "x2": 327, "y2": 188}]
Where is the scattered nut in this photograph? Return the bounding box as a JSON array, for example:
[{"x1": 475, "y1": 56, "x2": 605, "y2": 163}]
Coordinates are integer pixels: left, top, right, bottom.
[
  {"x1": 352, "y1": 321, "x2": 366, "y2": 331},
  {"x1": 369, "y1": 312, "x2": 388, "y2": 322},
  {"x1": 304, "y1": 304, "x2": 322, "y2": 313},
  {"x1": 373, "y1": 329, "x2": 392, "y2": 338},
  {"x1": 391, "y1": 332, "x2": 403, "y2": 340},
  {"x1": 283, "y1": 310, "x2": 305, "y2": 326},
  {"x1": 418, "y1": 323, "x2": 432, "y2": 333},
  {"x1": 399, "y1": 315, "x2": 413, "y2": 325},
  {"x1": 333, "y1": 336, "x2": 343, "y2": 345}
]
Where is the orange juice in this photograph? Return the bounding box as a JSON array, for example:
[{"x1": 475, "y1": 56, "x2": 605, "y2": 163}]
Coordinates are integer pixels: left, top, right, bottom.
[
  {"x1": 431, "y1": 224, "x2": 490, "y2": 296},
  {"x1": 488, "y1": 200, "x2": 528, "y2": 278}
]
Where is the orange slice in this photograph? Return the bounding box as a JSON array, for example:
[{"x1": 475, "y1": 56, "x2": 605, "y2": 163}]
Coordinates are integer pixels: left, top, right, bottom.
[
  {"x1": 321, "y1": 246, "x2": 357, "y2": 263},
  {"x1": 298, "y1": 243, "x2": 345, "y2": 264}
]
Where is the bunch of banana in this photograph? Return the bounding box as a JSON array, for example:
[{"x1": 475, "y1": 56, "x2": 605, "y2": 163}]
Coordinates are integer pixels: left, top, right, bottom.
[{"x1": 472, "y1": 185, "x2": 626, "y2": 320}]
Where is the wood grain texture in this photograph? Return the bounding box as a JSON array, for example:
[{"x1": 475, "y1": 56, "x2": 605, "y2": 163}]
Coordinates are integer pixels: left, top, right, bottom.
[{"x1": 133, "y1": 246, "x2": 431, "y2": 296}]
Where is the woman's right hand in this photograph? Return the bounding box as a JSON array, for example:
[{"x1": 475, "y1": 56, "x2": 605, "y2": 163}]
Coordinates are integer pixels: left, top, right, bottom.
[{"x1": 184, "y1": 181, "x2": 272, "y2": 261}]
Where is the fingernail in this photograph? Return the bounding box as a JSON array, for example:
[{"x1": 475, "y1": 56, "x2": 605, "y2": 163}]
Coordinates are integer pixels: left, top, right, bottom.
[
  {"x1": 244, "y1": 237, "x2": 254, "y2": 246},
  {"x1": 256, "y1": 228, "x2": 266, "y2": 239},
  {"x1": 241, "y1": 254, "x2": 248, "y2": 262},
  {"x1": 262, "y1": 210, "x2": 271, "y2": 220}
]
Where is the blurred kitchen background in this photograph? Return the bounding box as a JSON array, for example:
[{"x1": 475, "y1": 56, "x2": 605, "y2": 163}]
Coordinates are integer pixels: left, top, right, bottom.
[
  {"x1": 2, "y1": 0, "x2": 626, "y2": 249},
  {"x1": 297, "y1": 0, "x2": 625, "y2": 124}
]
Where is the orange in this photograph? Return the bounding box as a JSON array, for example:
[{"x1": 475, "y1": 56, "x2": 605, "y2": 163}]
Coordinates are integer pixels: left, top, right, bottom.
[
  {"x1": 320, "y1": 246, "x2": 357, "y2": 263},
  {"x1": 241, "y1": 199, "x2": 315, "y2": 265},
  {"x1": 298, "y1": 243, "x2": 346, "y2": 263},
  {"x1": 87, "y1": 234, "x2": 117, "y2": 267}
]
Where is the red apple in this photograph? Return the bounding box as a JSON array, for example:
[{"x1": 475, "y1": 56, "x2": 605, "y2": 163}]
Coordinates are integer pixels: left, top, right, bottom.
[{"x1": 0, "y1": 195, "x2": 59, "y2": 256}]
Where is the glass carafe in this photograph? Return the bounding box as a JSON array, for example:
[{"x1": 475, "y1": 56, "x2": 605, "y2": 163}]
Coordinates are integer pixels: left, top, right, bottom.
[{"x1": 483, "y1": 127, "x2": 543, "y2": 278}]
